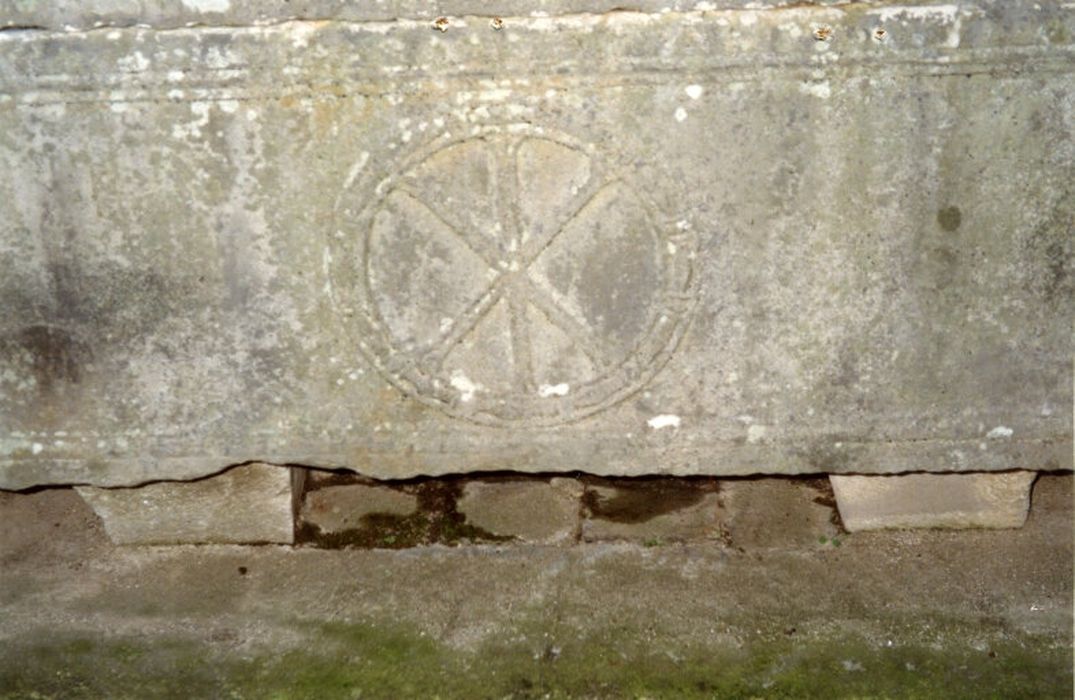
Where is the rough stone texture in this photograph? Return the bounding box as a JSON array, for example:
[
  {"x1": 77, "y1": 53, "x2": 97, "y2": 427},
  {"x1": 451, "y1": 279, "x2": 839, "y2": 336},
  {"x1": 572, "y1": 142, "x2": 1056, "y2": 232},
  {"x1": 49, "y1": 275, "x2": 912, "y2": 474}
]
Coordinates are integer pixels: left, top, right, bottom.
[
  {"x1": 75, "y1": 462, "x2": 297, "y2": 544},
  {"x1": 581, "y1": 478, "x2": 724, "y2": 542},
  {"x1": 457, "y1": 477, "x2": 583, "y2": 544},
  {"x1": 301, "y1": 481, "x2": 419, "y2": 535},
  {"x1": 830, "y1": 470, "x2": 1038, "y2": 531},
  {"x1": 1, "y1": 475, "x2": 1072, "y2": 696},
  {"x1": 0, "y1": 1, "x2": 1072, "y2": 488},
  {"x1": 720, "y1": 478, "x2": 841, "y2": 547}
]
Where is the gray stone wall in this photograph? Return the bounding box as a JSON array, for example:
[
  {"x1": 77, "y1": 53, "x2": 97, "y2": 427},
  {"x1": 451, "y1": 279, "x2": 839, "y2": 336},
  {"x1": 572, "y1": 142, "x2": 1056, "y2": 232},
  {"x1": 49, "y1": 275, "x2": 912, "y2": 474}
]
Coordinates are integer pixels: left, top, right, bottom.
[{"x1": 1, "y1": 1, "x2": 1071, "y2": 488}]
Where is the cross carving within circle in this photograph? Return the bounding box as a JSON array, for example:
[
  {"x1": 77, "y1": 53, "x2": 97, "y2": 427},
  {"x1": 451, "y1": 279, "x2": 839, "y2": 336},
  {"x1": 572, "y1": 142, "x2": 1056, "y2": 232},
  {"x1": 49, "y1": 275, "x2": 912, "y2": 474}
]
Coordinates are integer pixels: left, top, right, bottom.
[{"x1": 333, "y1": 125, "x2": 697, "y2": 427}]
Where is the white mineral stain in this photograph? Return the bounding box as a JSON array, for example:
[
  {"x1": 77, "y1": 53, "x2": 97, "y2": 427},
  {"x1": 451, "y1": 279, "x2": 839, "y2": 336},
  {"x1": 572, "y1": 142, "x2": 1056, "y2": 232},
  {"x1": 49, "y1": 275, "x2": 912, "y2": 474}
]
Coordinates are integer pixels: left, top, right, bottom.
[
  {"x1": 538, "y1": 383, "x2": 570, "y2": 398},
  {"x1": 172, "y1": 101, "x2": 211, "y2": 139},
  {"x1": 747, "y1": 424, "x2": 768, "y2": 444},
  {"x1": 181, "y1": 0, "x2": 231, "y2": 11},
  {"x1": 450, "y1": 371, "x2": 480, "y2": 402},
  {"x1": 674, "y1": 106, "x2": 688, "y2": 122},
  {"x1": 801, "y1": 81, "x2": 831, "y2": 99},
  {"x1": 479, "y1": 89, "x2": 512, "y2": 101},
  {"x1": 204, "y1": 46, "x2": 234, "y2": 70},
  {"x1": 739, "y1": 11, "x2": 757, "y2": 26},
  {"x1": 31, "y1": 443, "x2": 43, "y2": 455},
  {"x1": 648, "y1": 414, "x2": 681, "y2": 430},
  {"x1": 685, "y1": 84, "x2": 704, "y2": 100},
  {"x1": 945, "y1": 16, "x2": 962, "y2": 48},
  {"x1": 869, "y1": 4, "x2": 964, "y2": 46},
  {"x1": 872, "y1": 4, "x2": 958, "y2": 23},
  {"x1": 986, "y1": 426, "x2": 1014, "y2": 439},
  {"x1": 117, "y1": 51, "x2": 149, "y2": 72},
  {"x1": 343, "y1": 152, "x2": 370, "y2": 189},
  {"x1": 288, "y1": 22, "x2": 318, "y2": 48},
  {"x1": 780, "y1": 22, "x2": 804, "y2": 39}
]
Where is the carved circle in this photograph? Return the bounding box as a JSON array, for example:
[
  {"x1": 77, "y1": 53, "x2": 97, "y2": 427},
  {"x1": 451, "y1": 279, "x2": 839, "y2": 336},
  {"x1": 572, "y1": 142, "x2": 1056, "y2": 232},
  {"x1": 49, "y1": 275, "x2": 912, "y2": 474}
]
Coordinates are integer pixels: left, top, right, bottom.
[{"x1": 331, "y1": 125, "x2": 697, "y2": 427}]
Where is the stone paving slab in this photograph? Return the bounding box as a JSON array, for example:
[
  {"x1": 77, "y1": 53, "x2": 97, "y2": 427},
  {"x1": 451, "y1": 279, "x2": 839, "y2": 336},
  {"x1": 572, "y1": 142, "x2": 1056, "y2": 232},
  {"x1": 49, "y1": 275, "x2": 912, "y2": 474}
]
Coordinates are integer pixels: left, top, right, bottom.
[{"x1": 1, "y1": 0, "x2": 1071, "y2": 488}]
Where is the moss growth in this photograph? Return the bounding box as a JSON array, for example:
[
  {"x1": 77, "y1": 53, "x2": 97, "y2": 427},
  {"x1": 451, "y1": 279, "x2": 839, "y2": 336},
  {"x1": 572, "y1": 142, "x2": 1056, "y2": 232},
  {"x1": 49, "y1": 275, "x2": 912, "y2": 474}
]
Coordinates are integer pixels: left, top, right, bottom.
[{"x1": 1, "y1": 619, "x2": 1070, "y2": 699}]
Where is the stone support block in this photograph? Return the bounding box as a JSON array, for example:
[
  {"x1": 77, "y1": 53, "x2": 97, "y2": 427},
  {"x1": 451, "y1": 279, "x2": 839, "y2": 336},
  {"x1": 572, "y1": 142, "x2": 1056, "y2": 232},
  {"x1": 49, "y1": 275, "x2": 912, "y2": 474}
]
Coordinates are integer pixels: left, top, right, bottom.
[
  {"x1": 580, "y1": 478, "x2": 723, "y2": 543},
  {"x1": 720, "y1": 478, "x2": 840, "y2": 548},
  {"x1": 829, "y1": 471, "x2": 1037, "y2": 532},
  {"x1": 457, "y1": 478, "x2": 583, "y2": 544},
  {"x1": 76, "y1": 463, "x2": 299, "y2": 545},
  {"x1": 300, "y1": 481, "x2": 419, "y2": 535}
]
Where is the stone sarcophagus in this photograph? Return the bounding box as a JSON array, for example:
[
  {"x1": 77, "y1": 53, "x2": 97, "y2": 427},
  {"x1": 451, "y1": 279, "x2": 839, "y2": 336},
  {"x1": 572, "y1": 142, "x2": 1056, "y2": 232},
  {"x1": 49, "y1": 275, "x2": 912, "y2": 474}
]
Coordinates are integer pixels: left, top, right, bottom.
[{"x1": 1, "y1": 0, "x2": 1072, "y2": 499}]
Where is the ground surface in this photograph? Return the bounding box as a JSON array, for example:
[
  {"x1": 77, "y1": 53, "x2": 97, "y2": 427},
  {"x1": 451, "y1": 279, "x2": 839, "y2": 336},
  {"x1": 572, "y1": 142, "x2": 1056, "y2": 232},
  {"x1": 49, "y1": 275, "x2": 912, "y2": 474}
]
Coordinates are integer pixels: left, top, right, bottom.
[{"x1": 1, "y1": 474, "x2": 1072, "y2": 699}]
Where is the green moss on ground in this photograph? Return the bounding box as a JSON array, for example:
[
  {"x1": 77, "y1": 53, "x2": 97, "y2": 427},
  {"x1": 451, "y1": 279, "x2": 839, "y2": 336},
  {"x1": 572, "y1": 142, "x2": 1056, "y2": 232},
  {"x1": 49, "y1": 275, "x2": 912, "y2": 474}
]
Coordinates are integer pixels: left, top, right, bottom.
[{"x1": 1, "y1": 619, "x2": 1070, "y2": 699}]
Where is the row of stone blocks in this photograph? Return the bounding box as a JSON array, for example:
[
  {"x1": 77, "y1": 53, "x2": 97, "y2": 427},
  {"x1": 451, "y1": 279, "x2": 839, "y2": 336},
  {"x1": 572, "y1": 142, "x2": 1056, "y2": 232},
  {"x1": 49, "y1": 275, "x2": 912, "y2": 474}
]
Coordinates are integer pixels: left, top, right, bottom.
[{"x1": 75, "y1": 463, "x2": 1040, "y2": 546}]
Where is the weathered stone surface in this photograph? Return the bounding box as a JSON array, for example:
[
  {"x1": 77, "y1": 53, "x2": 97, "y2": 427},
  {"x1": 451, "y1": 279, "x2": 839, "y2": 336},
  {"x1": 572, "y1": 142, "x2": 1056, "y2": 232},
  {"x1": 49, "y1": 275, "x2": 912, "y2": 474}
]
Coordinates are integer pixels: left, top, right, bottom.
[
  {"x1": 1, "y1": 1, "x2": 1072, "y2": 488},
  {"x1": 457, "y1": 477, "x2": 583, "y2": 544},
  {"x1": 581, "y1": 478, "x2": 723, "y2": 542},
  {"x1": 301, "y1": 481, "x2": 419, "y2": 535},
  {"x1": 830, "y1": 471, "x2": 1037, "y2": 531},
  {"x1": 720, "y1": 478, "x2": 841, "y2": 548},
  {"x1": 76, "y1": 463, "x2": 297, "y2": 544}
]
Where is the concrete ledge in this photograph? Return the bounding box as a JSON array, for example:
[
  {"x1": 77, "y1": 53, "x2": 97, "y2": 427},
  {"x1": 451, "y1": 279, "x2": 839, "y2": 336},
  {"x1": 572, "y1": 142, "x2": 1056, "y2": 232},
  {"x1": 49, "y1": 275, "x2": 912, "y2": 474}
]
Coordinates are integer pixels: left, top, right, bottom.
[
  {"x1": 830, "y1": 471, "x2": 1037, "y2": 532},
  {"x1": 76, "y1": 463, "x2": 298, "y2": 545}
]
